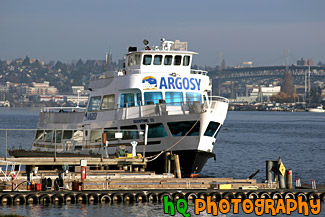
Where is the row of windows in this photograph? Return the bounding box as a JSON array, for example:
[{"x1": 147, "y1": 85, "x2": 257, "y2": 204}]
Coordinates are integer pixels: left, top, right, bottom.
[
  {"x1": 88, "y1": 92, "x2": 202, "y2": 111},
  {"x1": 88, "y1": 94, "x2": 115, "y2": 112},
  {"x1": 143, "y1": 92, "x2": 201, "y2": 106},
  {"x1": 143, "y1": 55, "x2": 190, "y2": 66},
  {"x1": 35, "y1": 121, "x2": 220, "y2": 144},
  {"x1": 35, "y1": 130, "x2": 84, "y2": 143}
]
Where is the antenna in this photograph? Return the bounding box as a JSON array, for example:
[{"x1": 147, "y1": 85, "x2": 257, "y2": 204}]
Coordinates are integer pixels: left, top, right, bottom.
[{"x1": 218, "y1": 52, "x2": 223, "y2": 96}]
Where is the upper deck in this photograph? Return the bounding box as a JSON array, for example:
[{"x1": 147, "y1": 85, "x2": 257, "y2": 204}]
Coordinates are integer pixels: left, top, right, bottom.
[{"x1": 124, "y1": 39, "x2": 198, "y2": 75}]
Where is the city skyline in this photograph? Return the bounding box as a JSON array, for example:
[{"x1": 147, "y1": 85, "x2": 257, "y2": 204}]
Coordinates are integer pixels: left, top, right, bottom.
[{"x1": 1, "y1": 0, "x2": 325, "y2": 66}]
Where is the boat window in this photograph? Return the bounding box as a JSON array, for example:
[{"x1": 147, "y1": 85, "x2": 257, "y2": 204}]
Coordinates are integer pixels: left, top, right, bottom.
[
  {"x1": 55, "y1": 130, "x2": 62, "y2": 143},
  {"x1": 174, "y1": 55, "x2": 182, "y2": 66},
  {"x1": 90, "y1": 129, "x2": 102, "y2": 143},
  {"x1": 144, "y1": 92, "x2": 162, "y2": 105},
  {"x1": 135, "y1": 54, "x2": 140, "y2": 65},
  {"x1": 120, "y1": 93, "x2": 135, "y2": 108},
  {"x1": 153, "y1": 55, "x2": 162, "y2": 65},
  {"x1": 140, "y1": 123, "x2": 168, "y2": 138},
  {"x1": 167, "y1": 121, "x2": 200, "y2": 136},
  {"x1": 204, "y1": 122, "x2": 220, "y2": 137},
  {"x1": 164, "y1": 55, "x2": 173, "y2": 65},
  {"x1": 186, "y1": 92, "x2": 202, "y2": 103},
  {"x1": 35, "y1": 130, "x2": 45, "y2": 142},
  {"x1": 72, "y1": 130, "x2": 84, "y2": 142},
  {"x1": 128, "y1": 55, "x2": 134, "y2": 66},
  {"x1": 88, "y1": 96, "x2": 101, "y2": 111},
  {"x1": 183, "y1": 56, "x2": 190, "y2": 66},
  {"x1": 63, "y1": 130, "x2": 73, "y2": 140},
  {"x1": 44, "y1": 130, "x2": 53, "y2": 142},
  {"x1": 136, "y1": 93, "x2": 142, "y2": 106},
  {"x1": 104, "y1": 127, "x2": 118, "y2": 141},
  {"x1": 121, "y1": 125, "x2": 139, "y2": 140},
  {"x1": 165, "y1": 92, "x2": 183, "y2": 106},
  {"x1": 101, "y1": 94, "x2": 115, "y2": 110},
  {"x1": 143, "y1": 55, "x2": 152, "y2": 65}
]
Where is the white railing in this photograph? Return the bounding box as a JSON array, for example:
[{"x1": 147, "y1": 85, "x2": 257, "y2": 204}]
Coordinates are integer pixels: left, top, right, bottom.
[{"x1": 41, "y1": 107, "x2": 87, "y2": 113}]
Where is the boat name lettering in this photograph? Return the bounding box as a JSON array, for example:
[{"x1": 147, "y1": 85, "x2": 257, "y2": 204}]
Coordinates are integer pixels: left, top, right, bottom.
[
  {"x1": 87, "y1": 112, "x2": 97, "y2": 120},
  {"x1": 133, "y1": 118, "x2": 155, "y2": 124},
  {"x1": 159, "y1": 77, "x2": 201, "y2": 90}
]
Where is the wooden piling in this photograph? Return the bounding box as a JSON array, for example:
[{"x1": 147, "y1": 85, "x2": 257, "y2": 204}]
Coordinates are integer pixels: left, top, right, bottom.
[
  {"x1": 174, "y1": 154, "x2": 182, "y2": 179},
  {"x1": 164, "y1": 152, "x2": 171, "y2": 173}
]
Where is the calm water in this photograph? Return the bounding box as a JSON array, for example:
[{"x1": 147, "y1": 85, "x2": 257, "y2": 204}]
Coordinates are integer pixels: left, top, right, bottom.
[{"x1": 0, "y1": 108, "x2": 324, "y2": 216}]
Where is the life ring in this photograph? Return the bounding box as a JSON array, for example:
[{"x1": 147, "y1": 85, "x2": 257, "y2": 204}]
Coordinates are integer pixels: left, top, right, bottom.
[
  {"x1": 0, "y1": 194, "x2": 13, "y2": 205},
  {"x1": 13, "y1": 194, "x2": 26, "y2": 205},
  {"x1": 111, "y1": 193, "x2": 122, "y2": 203},
  {"x1": 259, "y1": 192, "x2": 271, "y2": 199},
  {"x1": 99, "y1": 194, "x2": 112, "y2": 204},
  {"x1": 52, "y1": 194, "x2": 64, "y2": 204},
  {"x1": 26, "y1": 194, "x2": 38, "y2": 205},
  {"x1": 147, "y1": 193, "x2": 158, "y2": 203},
  {"x1": 123, "y1": 193, "x2": 135, "y2": 203},
  {"x1": 88, "y1": 193, "x2": 99, "y2": 204},
  {"x1": 185, "y1": 192, "x2": 198, "y2": 202},
  {"x1": 222, "y1": 192, "x2": 234, "y2": 200},
  {"x1": 39, "y1": 194, "x2": 51, "y2": 204},
  {"x1": 235, "y1": 192, "x2": 247, "y2": 201},
  {"x1": 76, "y1": 193, "x2": 87, "y2": 204},
  {"x1": 295, "y1": 192, "x2": 307, "y2": 201},
  {"x1": 159, "y1": 192, "x2": 172, "y2": 203},
  {"x1": 320, "y1": 193, "x2": 325, "y2": 202},
  {"x1": 64, "y1": 194, "x2": 76, "y2": 204},
  {"x1": 247, "y1": 192, "x2": 259, "y2": 200},
  {"x1": 271, "y1": 192, "x2": 283, "y2": 200},
  {"x1": 135, "y1": 193, "x2": 147, "y2": 203},
  {"x1": 198, "y1": 192, "x2": 209, "y2": 200},
  {"x1": 283, "y1": 192, "x2": 295, "y2": 200},
  {"x1": 173, "y1": 192, "x2": 185, "y2": 202},
  {"x1": 308, "y1": 192, "x2": 319, "y2": 201}
]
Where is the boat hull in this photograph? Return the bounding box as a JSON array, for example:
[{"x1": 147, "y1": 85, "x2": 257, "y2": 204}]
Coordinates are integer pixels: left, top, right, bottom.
[{"x1": 145, "y1": 150, "x2": 215, "y2": 177}]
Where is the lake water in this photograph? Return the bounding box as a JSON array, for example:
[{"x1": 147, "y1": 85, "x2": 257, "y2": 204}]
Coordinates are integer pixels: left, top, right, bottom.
[{"x1": 0, "y1": 108, "x2": 324, "y2": 216}]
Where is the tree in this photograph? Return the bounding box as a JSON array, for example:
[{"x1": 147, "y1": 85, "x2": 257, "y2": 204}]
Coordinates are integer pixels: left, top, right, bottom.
[{"x1": 22, "y1": 56, "x2": 30, "y2": 66}]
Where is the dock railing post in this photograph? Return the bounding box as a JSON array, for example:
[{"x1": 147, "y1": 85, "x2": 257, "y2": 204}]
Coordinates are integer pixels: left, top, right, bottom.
[
  {"x1": 143, "y1": 124, "x2": 148, "y2": 160},
  {"x1": 54, "y1": 130, "x2": 57, "y2": 162},
  {"x1": 266, "y1": 160, "x2": 273, "y2": 184},
  {"x1": 286, "y1": 169, "x2": 292, "y2": 189}
]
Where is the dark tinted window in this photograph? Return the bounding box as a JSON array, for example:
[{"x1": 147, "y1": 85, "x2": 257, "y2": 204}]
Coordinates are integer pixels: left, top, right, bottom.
[
  {"x1": 183, "y1": 56, "x2": 190, "y2": 66},
  {"x1": 143, "y1": 55, "x2": 152, "y2": 65},
  {"x1": 104, "y1": 127, "x2": 118, "y2": 141},
  {"x1": 167, "y1": 121, "x2": 200, "y2": 136},
  {"x1": 153, "y1": 55, "x2": 162, "y2": 65},
  {"x1": 174, "y1": 55, "x2": 182, "y2": 65},
  {"x1": 204, "y1": 122, "x2": 220, "y2": 137},
  {"x1": 164, "y1": 55, "x2": 172, "y2": 65},
  {"x1": 121, "y1": 125, "x2": 139, "y2": 140},
  {"x1": 140, "y1": 123, "x2": 168, "y2": 138}
]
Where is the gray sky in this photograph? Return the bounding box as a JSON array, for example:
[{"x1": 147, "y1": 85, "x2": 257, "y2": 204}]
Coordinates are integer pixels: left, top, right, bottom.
[{"x1": 1, "y1": 0, "x2": 325, "y2": 66}]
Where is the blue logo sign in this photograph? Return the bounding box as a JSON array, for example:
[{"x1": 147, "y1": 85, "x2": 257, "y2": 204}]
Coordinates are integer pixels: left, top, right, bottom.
[
  {"x1": 159, "y1": 77, "x2": 201, "y2": 91},
  {"x1": 142, "y1": 76, "x2": 157, "y2": 90}
]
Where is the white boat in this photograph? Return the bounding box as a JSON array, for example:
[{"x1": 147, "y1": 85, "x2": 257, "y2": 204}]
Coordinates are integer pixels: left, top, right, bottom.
[
  {"x1": 12, "y1": 39, "x2": 229, "y2": 177},
  {"x1": 308, "y1": 105, "x2": 325, "y2": 113}
]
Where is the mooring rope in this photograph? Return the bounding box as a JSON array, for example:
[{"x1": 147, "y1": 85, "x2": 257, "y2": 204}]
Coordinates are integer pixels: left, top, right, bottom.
[{"x1": 145, "y1": 117, "x2": 200, "y2": 162}]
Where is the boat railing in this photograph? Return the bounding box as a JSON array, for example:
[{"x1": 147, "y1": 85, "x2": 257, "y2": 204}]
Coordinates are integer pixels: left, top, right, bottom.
[
  {"x1": 114, "y1": 95, "x2": 229, "y2": 119},
  {"x1": 41, "y1": 107, "x2": 87, "y2": 113}
]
